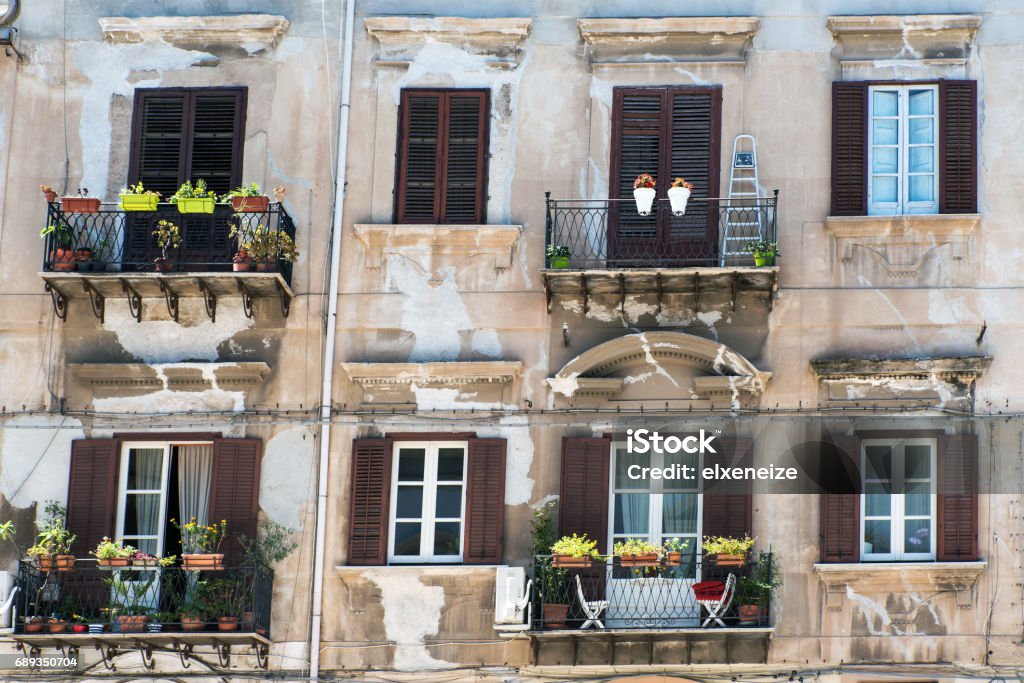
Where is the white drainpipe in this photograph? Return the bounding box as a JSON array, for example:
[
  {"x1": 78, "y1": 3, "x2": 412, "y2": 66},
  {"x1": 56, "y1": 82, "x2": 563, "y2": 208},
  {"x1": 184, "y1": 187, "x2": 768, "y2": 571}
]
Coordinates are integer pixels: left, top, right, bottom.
[{"x1": 309, "y1": 0, "x2": 355, "y2": 679}]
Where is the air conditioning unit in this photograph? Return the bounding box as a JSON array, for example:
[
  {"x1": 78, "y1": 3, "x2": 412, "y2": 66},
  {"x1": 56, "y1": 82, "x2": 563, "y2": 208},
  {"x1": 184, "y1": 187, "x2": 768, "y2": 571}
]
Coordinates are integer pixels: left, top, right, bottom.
[{"x1": 493, "y1": 566, "x2": 531, "y2": 633}]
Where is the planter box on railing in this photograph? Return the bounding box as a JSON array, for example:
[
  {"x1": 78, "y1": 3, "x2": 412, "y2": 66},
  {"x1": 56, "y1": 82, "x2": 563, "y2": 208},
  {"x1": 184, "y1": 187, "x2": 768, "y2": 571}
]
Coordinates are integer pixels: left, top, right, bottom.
[
  {"x1": 62, "y1": 197, "x2": 101, "y2": 213},
  {"x1": 175, "y1": 198, "x2": 216, "y2": 214},
  {"x1": 120, "y1": 194, "x2": 159, "y2": 212}
]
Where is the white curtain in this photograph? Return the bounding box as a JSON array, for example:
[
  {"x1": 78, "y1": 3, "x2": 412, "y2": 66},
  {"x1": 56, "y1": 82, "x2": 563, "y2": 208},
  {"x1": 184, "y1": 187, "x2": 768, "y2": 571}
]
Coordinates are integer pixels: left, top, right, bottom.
[{"x1": 177, "y1": 445, "x2": 212, "y2": 526}]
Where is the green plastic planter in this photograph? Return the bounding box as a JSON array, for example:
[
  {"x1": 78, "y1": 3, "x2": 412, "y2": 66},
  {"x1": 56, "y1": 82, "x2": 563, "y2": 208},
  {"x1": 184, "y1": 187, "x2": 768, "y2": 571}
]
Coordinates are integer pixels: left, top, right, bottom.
[
  {"x1": 753, "y1": 254, "x2": 775, "y2": 267},
  {"x1": 120, "y1": 194, "x2": 159, "y2": 212},
  {"x1": 550, "y1": 256, "x2": 570, "y2": 269},
  {"x1": 175, "y1": 197, "x2": 216, "y2": 214}
]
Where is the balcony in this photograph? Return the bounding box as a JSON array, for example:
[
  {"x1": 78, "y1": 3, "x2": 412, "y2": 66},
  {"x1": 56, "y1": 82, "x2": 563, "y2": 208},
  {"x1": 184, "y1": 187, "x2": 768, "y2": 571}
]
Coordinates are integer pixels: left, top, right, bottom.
[
  {"x1": 543, "y1": 193, "x2": 779, "y2": 314},
  {"x1": 9, "y1": 559, "x2": 273, "y2": 669},
  {"x1": 526, "y1": 555, "x2": 772, "y2": 665},
  {"x1": 39, "y1": 202, "x2": 296, "y2": 323}
]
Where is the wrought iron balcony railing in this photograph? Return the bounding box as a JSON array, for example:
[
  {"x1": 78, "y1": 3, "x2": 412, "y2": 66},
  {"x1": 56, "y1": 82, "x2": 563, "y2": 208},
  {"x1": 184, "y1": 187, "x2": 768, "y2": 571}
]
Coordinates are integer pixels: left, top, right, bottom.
[
  {"x1": 13, "y1": 559, "x2": 273, "y2": 637},
  {"x1": 544, "y1": 191, "x2": 778, "y2": 269},
  {"x1": 41, "y1": 202, "x2": 296, "y2": 285},
  {"x1": 531, "y1": 554, "x2": 770, "y2": 631}
]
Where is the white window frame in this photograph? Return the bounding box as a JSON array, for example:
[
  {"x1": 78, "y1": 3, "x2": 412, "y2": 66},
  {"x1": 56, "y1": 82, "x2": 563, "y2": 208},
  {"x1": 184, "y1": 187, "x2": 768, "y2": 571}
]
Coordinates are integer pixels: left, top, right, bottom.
[
  {"x1": 388, "y1": 441, "x2": 469, "y2": 564},
  {"x1": 860, "y1": 438, "x2": 937, "y2": 562},
  {"x1": 868, "y1": 84, "x2": 939, "y2": 216}
]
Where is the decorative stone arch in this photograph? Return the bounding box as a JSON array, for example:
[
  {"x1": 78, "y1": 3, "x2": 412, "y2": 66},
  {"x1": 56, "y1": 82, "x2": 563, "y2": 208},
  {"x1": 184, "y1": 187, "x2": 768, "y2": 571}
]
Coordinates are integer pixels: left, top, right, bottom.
[{"x1": 548, "y1": 331, "x2": 770, "y2": 409}]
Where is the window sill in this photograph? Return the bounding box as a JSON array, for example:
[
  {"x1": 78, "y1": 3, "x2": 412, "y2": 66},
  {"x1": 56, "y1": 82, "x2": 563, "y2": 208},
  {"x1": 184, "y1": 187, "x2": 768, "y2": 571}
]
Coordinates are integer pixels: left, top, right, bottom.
[
  {"x1": 825, "y1": 213, "x2": 980, "y2": 239},
  {"x1": 813, "y1": 560, "x2": 986, "y2": 610},
  {"x1": 336, "y1": 564, "x2": 505, "y2": 572}
]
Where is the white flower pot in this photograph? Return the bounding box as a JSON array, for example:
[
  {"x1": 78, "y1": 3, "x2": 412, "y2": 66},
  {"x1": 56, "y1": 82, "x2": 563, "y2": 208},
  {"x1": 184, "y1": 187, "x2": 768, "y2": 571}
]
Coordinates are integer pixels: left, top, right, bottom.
[
  {"x1": 667, "y1": 186, "x2": 691, "y2": 216},
  {"x1": 633, "y1": 187, "x2": 656, "y2": 216}
]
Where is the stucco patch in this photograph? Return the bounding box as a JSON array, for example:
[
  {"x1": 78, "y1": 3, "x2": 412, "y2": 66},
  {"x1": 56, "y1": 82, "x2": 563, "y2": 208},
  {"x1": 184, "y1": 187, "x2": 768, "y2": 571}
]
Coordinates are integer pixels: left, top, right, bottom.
[
  {"x1": 363, "y1": 571, "x2": 453, "y2": 671},
  {"x1": 259, "y1": 428, "x2": 315, "y2": 530},
  {"x1": 92, "y1": 364, "x2": 246, "y2": 413},
  {"x1": 103, "y1": 302, "x2": 254, "y2": 363},
  {"x1": 0, "y1": 416, "x2": 84, "y2": 508}
]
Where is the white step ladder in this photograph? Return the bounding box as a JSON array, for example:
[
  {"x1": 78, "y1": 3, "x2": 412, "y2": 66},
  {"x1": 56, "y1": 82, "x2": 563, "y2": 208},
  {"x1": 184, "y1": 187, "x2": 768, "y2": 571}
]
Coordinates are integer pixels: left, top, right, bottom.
[{"x1": 720, "y1": 134, "x2": 765, "y2": 266}]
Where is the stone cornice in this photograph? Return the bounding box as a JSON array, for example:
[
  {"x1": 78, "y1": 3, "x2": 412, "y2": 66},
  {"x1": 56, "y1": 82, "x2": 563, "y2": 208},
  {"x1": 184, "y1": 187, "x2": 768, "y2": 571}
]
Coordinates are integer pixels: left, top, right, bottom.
[
  {"x1": 70, "y1": 362, "x2": 271, "y2": 389},
  {"x1": 364, "y1": 16, "x2": 531, "y2": 68},
  {"x1": 342, "y1": 361, "x2": 523, "y2": 387},
  {"x1": 99, "y1": 15, "x2": 290, "y2": 51},
  {"x1": 814, "y1": 561, "x2": 987, "y2": 610},
  {"x1": 810, "y1": 356, "x2": 991, "y2": 383},
  {"x1": 352, "y1": 224, "x2": 523, "y2": 270},
  {"x1": 825, "y1": 214, "x2": 980, "y2": 239},
  {"x1": 577, "y1": 17, "x2": 759, "y2": 63},
  {"x1": 827, "y1": 14, "x2": 981, "y2": 61}
]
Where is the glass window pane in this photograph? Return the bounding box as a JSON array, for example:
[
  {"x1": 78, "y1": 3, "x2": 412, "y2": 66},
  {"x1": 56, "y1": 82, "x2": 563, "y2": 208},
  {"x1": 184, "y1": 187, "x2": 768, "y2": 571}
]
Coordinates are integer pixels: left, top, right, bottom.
[
  {"x1": 437, "y1": 448, "x2": 464, "y2": 481},
  {"x1": 865, "y1": 446, "x2": 893, "y2": 480},
  {"x1": 662, "y1": 493, "x2": 698, "y2": 534},
  {"x1": 397, "y1": 449, "x2": 425, "y2": 482},
  {"x1": 905, "y1": 445, "x2": 931, "y2": 479},
  {"x1": 873, "y1": 90, "x2": 899, "y2": 116},
  {"x1": 614, "y1": 494, "x2": 649, "y2": 535},
  {"x1": 435, "y1": 485, "x2": 463, "y2": 518},
  {"x1": 615, "y1": 450, "x2": 648, "y2": 490},
  {"x1": 872, "y1": 118, "x2": 898, "y2": 145},
  {"x1": 864, "y1": 519, "x2": 891, "y2": 555},
  {"x1": 909, "y1": 117, "x2": 934, "y2": 144},
  {"x1": 130, "y1": 539, "x2": 159, "y2": 556},
  {"x1": 905, "y1": 481, "x2": 931, "y2": 516},
  {"x1": 395, "y1": 486, "x2": 423, "y2": 519},
  {"x1": 909, "y1": 89, "x2": 934, "y2": 115},
  {"x1": 872, "y1": 176, "x2": 898, "y2": 204},
  {"x1": 127, "y1": 449, "x2": 163, "y2": 489},
  {"x1": 433, "y1": 522, "x2": 461, "y2": 556},
  {"x1": 393, "y1": 523, "x2": 422, "y2": 556},
  {"x1": 908, "y1": 175, "x2": 935, "y2": 202},
  {"x1": 124, "y1": 494, "x2": 160, "y2": 535},
  {"x1": 864, "y1": 482, "x2": 892, "y2": 517},
  {"x1": 905, "y1": 519, "x2": 931, "y2": 551},
  {"x1": 873, "y1": 147, "x2": 898, "y2": 174},
  {"x1": 909, "y1": 146, "x2": 934, "y2": 173}
]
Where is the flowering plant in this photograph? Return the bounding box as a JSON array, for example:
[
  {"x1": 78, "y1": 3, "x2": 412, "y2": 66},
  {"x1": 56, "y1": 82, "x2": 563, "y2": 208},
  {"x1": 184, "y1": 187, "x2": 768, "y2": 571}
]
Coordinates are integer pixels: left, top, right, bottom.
[
  {"x1": 702, "y1": 534, "x2": 755, "y2": 556},
  {"x1": 633, "y1": 173, "x2": 656, "y2": 190},
  {"x1": 613, "y1": 538, "x2": 662, "y2": 557},
  {"x1": 172, "y1": 517, "x2": 228, "y2": 554},
  {"x1": 152, "y1": 220, "x2": 181, "y2": 260},
  {"x1": 550, "y1": 533, "x2": 600, "y2": 559},
  {"x1": 120, "y1": 181, "x2": 161, "y2": 197},
  {"x1": 662, "y1": 537, "x2": 690, "y2": 553},
  {"x1": 670, "y1": 177, "x2": 693, "y2": 190},
  {"x1": 92, "y1": 537, "x2": 135, "y2": 560}
]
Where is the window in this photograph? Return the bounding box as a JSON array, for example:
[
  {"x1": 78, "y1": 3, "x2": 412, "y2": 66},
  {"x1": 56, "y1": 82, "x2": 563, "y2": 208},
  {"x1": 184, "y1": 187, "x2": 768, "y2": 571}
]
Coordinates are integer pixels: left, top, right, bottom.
[
  {"x1": 389, "y1": 441, "x2": 468, "y2": 563},
  {"x1": 116, "y1": 443, "x2": 174, "y2": 556},
  {"x1": 861, "y1": 439, "x2": 936, "y2": 561},
  {"x1": 394, "y1": 89, "x2": 489, "y2": 224},
  {"x1": 868, "y1": 85, "x2": 938, "y2": 215}
]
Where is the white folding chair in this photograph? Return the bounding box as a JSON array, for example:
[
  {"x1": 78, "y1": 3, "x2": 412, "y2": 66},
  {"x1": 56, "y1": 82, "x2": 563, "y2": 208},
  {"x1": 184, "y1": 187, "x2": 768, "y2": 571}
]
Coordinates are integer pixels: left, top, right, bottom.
[
  {"x1": 696, "y1": 573, "x2": 736, "y2": 628},
  {"x1": 574, "y1": 574, "x2": 608, "y2": 630}
]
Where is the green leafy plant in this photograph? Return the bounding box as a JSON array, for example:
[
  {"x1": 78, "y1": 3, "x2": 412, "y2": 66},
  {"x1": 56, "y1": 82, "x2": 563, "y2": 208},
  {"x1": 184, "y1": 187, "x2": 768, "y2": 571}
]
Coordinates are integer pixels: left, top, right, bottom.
[
  {"x1": 152, "y1": 220, "x2": 181, "y2": 260},
  {"x1": 545, "y1": 244, "x2": 570, "y2": 259},
  {"x1": 736, "y1": 550, "x2": 782, "y2": 606},
  {"x1": 230, "y1": 223, "x2": 299, "y2": 263},
  {"x1": 39, "y1": 223, "x2": 74, "y2": 248},
  {"x1": 169, "y1": 179, "x2": 217, "y2": 203},
  {"x1": 702, "y1": 534, "x2": 755, "y2": 556},
  {"x1": 531, "y1": 502, "x2": 566, "y2": 604},
  {"x1": 238, "y1": 520, "x2": 298, "y2": 567},
  {"x1": 223, "y1": 182, "x2": 263, "y2": 200},
  {"x1": 172, "y1": 517, "x2": 228, "y2": 554},
  {"x1": 200, "y1": 577, "x2": 243, "y2": 617},
  {"x1": 612, "y1": 539, "x2": 662, "y2": 557},
  {"x1": 120, "y1": 181, "x2": 160, "y2": 197},
  {"x1": 746, "y1": 240, "x2": 780, "y2": 258},
  {"x1": 159, "y1": 555, "x2": 177, "y2": 567},
  {"x1": 550, "y1": 533, "x2": 600, "y2": 559},
  {"x1": 662, "y1": 537, "x2": 690, "y2": 553},
  {"x1": 33, "y1": 501, "x2": 76, "y2": 555},
  {"x1": 92, "y1": 537, "x2": 135, "y2": 560}
]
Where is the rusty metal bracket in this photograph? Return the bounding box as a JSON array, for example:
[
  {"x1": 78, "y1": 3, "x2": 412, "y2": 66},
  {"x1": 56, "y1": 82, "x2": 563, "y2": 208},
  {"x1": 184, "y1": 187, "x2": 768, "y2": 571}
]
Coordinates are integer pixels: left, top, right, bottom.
[
  {"x1": 655, "y1": 272, "x2": 663, "y2": 317},
  {"x1": 97, "y1": 642, "x2": 118, "y2": 670},
  {"x1": 731, "y1": 271, "x2": 739, "y2": 311},
  {"x1": 275, "y1": 278, "x2": 292, "y2": 318},
  {"x1": 255, "y1": 641, "x2": 270, "y2": 669},
  {"x1": 693, "y1": 272, "x2": 701, "y2": 313},
  {"x1": 136, "y1": 641, "x2": 155, "y2": 670},
  {"x1": 82, "y1": 279, "x2": 106, "y2": 323},
  {"x1": 580, "y1": 273, "x2": 589, "y2": 315},
  {"x1": 216, "y1": 642, "x2": 231, "y2": 667},
  {"x1": 44, "y1": 281, "x2": 68, "y2": 322},
  {"x1": 172, "y1": 640, "x2": 193, "y2": 669},
  {"x1": 238, "y1": 280, "x2": 255, "y2": 319},
  {"x1": 119, "y1": 279, "x2": 142, "y2": 323},
  {"x1": 159, "y1": 280, "x2": 179, "y2": 322},
  {"x1": 197, "y1": 278, "x2": 217, "y2": 323},
  {"x1": 618, "y1": 273, "x2": 626, "y2": 315}
]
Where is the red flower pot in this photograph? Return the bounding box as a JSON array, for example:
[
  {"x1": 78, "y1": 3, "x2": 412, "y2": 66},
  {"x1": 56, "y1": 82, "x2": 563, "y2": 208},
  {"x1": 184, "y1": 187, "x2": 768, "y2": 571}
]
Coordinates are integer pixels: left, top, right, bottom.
[
  {"x1": 231, "y1": 195, "x2": 270, "y2": 212},
  {"x1": 50, "y1": 248, "x2": 76, "y2": 272},
  {"x1": 72, "y1": 624, "x2": 88, "y2": 633},
  {"x1": 62, "y1": 197, "x2": 100, "y2": 213}
]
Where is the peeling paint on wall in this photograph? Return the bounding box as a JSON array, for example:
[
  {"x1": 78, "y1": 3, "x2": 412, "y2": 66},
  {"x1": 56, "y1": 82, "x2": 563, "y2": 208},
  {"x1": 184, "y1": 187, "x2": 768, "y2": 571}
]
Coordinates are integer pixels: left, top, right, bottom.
[
  {"x1": 0, "y1": 416, "x2": 84, "y2": 508},
  {"x1": 260, "y1": 427, "x2": 315, "y2": 530},
  {"x1": 363, "y1": 571, "x2": 453, "y2": 671},
  {"x1": 93, "y1": 364, "x2": 247, "y2": 413},
  {"x1": 102, "y1": 302, "x2": 254, "y2": 363},
  {"x1": 480, "y1": 415, "x2": 534, "y2": 506}
]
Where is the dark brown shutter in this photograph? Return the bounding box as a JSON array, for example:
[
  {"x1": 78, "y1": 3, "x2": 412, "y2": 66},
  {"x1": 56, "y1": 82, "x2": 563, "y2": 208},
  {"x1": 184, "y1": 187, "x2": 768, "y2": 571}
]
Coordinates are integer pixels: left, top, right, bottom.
[
  {"x1": 208, "y1": 438, "x2": 261, "y2": 565},
  {"x1": 819, "y1": 435, "x2": 861, "y2": 563},
  {"x1": 66, "y1": 440, "x2": 119, "y2": 556},
  {"x1": 395, "y1": 89, "x2": 489, "y2": 224},
  {"x1": 937, "y1": 434, "x2": 978, "y2": 561},
  {"x1": 128, "y1": 91, "x2": 188, "y2": 198},
  {"x1": 348, "y1": 439, "x2": 393, "y2": 565},
  {"x1": 701, "y1": 438, "x2": 753, "y2": 540},
  {"x1": 939, "y1": 80, "x2": 978, "y2": 214},
  {"x1": 609, "y1": 89, "x2": 665, "y2": 242},
  {"x1": 463, "y1": 438, "x2": 506, "y2": 564},
  {"x1": 187, "y1": 90, "x2": 247, "y2": 195},
  {"x1": 831, "y1": 81, "x2": 868, "y2": 216},
  {"x1": 559, "y1": 438, "x2": 610, "y2": 553}
]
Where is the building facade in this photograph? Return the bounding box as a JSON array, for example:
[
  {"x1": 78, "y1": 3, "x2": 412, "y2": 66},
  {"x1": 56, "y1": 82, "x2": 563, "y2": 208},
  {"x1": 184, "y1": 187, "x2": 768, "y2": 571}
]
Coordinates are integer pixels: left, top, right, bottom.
[{"x1": 0, "y1": 1, "x2": 1020, "y2": 682}]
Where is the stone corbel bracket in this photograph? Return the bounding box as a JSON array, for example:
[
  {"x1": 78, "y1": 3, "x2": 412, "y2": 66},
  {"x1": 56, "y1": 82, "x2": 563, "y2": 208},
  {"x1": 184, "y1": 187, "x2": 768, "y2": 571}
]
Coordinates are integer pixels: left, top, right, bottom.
[
  {"x1": 827, "y1": 14, "x2": 981, "y2": 62},
  {"x1": 353, "y1": 224, "x2": 523, "y2": 271},
  {"x1": 814, "y1": 561, "x2": 987, "y2": 611},
  {"x1": 342, "y1": 361, "x2": 523, "y2": 408},
  {"x1": 365, "y1": 16, "x2": 532, "y2": 69},
  {"x1": 810, "y1": 356, "x2": 991, "y2": 409},
  {"x1": 99, "y1": 15, "x2": 290, "y2": 52},
  {"x1": 70, "y1": 362, "x2": 272, "y2": 390},
  {"x1": 578, "y1": 17, "x2": 759, "y2": 65}
]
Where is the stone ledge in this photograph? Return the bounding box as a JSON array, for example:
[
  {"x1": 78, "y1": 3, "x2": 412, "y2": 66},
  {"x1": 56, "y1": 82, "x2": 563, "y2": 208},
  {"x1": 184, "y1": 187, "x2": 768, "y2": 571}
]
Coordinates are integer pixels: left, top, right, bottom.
[
  {"x1": 578, "y1": 17, "x2": 759, "y2": 63},
  {"x1": 70, "y1": 362, "x2": 272, "y2": 389},
  {"x1": 99, "y1": 14, "x2": 290, "y2": 52},
  {"x1": 365, "y1": 16, "x2": 531, "y2": 67},
  {"x1": 827, "y1": 14, "x2": 981, "y2": 60},
  {"x1": 814, "y1": 561, "x2": 987, "y2": 610},
  {"x1": 342, "y1": 361, "x2": 523, "y2": 387},
  {"x1": 825, "y1": 214, "x2": 980, "y2": 239},
  {"x1": 810, "y1": 356, "x2": 991, "y2": 383},
  {"x1": 352, "y1": 224, "x2": 523, "y2": 270}
]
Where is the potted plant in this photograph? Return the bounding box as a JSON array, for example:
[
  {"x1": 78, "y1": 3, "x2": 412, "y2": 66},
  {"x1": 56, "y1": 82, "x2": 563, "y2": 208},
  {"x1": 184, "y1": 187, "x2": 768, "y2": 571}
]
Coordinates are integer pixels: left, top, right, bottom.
[
  {"x1": 39, "y1": 223, "x2": 77, "y2": 272},
  {"x1": 550, "y1": 533, "x2": 599, "y2": 569},
  {"x1": 116, "y1": 608, "x2": 150, "y2": 633},
  {"x1": 233, "y1": 249, "x2": 252, "y2": 272},
  {"x1": 224, "y1": 182, "x2": 270, "y2": 212},
  {"x1": 152, "y1": 220, "x2": 181, "y2": 272},
  {"x1": 239, "y1": 520, "x2": 297, "y2": 568},
  {"x1": 746, "y1": 240, "x2": 779, "y2": 267},
  {"x1": 150, "y1": 611, "x2": 176, "y2": 633},
  {"x1": 71, "y1": 615, "x2": 89, "y2": 633},
  {"x1": 633, "y1": 173, "x2": 656, "y2": 215},
  {"x1": 179, "y1": 600, "x2": 207, "y2": 632},
  {"x1": 74, "y1": 247, "x2": 94, "y2": 271},
  {"x1": 119, "y1": 182, "x2": 161, "y2": 212},
  {"x1": 47, "y1": 616, "x2": 68, "y2": 634},
  {"x1": 663, "y1": 537, "x2": 691, "y2": 566},
  {"x1": 230, "y1": 223, "x2": 299, "y2": 272},
  {"x1": 174, "y1": 517, "x2": 228, "y2": 570},
  {"x1": 202, "y1": 577, "x2": 243, "y2": 631},
  {"x1": 613, "y1": 539, "x2": 662, "y2": 568},
  {"x1": 736, "y1": 550, "x2": 782, "y2": 626},
  {"x1": 40, "y1": 185, "x2": 58, "y2": 203},
  {"x1": 546, "y1": 244, "x2": 570, "y2": 269},
  {"x1": 668, "y1": 177, "x2": 693, "y2": 216},
  {"x1": 130, "y1": 551, "x2": 159, "y2": 567},
  {"x1": 24, "y1": 616, "x2": 45, "y2": 633},
  {"x1": 92, "y1": 537, "x2": 134, "y2": 568},
  {"x1": 532, "y1": 502, "x2": 569, "y2": 629},
  {"x1": 28, "y1": 502, "x2": 76, "y2": 571},
  {"x1": 703, "y1": 535, "x2": 755, "y2": 568},
  {"x1": 62, "y1": 188, "x2": 100, "y2": 214},
  {"x1": 170, "y1": 179, "x2": 217, "y2": 214}
]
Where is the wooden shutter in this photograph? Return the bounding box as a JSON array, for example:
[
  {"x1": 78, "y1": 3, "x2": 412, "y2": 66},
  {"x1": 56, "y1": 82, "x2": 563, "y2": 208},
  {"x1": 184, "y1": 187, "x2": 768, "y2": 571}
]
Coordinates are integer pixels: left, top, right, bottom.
[
  {"x1": 463, "y1": 438, "x2": 506, "y2": 564},
  {"x1": 128, "y1": 91, "x2": 188, "y2": 198},
  {"x1": 831, "y1": 82, "x2": 869, "y2": 216},
  {"x1": 558, "y1": 438, "x2": 610, "y2": 553},
  {"x1": 348, "y1": 439, "x2": 393, "y2": 565},
  {"x1": 66, "y1": 440, "x2": 119, "y2": 556},
  {"x1": 208, "y1": 438, "x2": 262, "y2": 565},
  {"x1": 395, "y1": 89, "x2": 489, "y2": 224},
  {"x1": 187, "y1": 90, "x2": 247, "y2": 195},
  {"x1": 701, "y1": 438, "x2": 753, "y2": 540},
  {"x1": 610, "y1": 89, "x2": 665, "y2": 240},
  {"x1": 937, "y1": 434, "x2": 979, "y2": 561},
  {"x1": 939, "y1": 80, "x2": 978, "y2": 214},
  {"x1": 819, "y1": 435, "x2": 861, "y2": 563}
]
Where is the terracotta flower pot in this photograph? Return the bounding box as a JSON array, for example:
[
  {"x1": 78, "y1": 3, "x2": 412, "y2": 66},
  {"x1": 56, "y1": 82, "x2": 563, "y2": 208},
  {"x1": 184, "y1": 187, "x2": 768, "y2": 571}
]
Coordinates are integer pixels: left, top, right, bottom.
[
  {"x1": 36, "y1": 554, "x2": 57, "y2": 571},
  {"x1": 665, "y1": 551, "x2": 684, "y2": 566},
  {"x1": 737, "y1": 603, "x2": 761, "y2": 626},
  {"x1": 550, "y1": 554, "x2": 592, "y2": 569},
  {"x1": 708, "y1": 553, "x2": 746, "y2": 568},
  {"x1": 217, "y1": 616, "x2": 240, "y2": 632},
  {"x1": 233, "y1": 261, "x2": 252, "y2": 272},
  {"x1": 98, "y1": 557, "x2": 130, "y2": 568},
  {"x1": 50, "y1": 248, "x2": 77, "y2": 272},
  {"x1": 24, "y1": 621, "x2": 45, "y2": 633},
  {"x1": 618, "y1": 553, "x2": 660, "y2": 567},
  {"x1": 48, "y1": 620, "x2": 67, "y2": 634},
  {"x1": 231, "y1": 195, "x2": 270, "y2": 212},
  {"x1": 62, "y1": 197, "x2": 101, "y2": 213},
  {"x1": 55, "y1": 555, "x2": 75, "y2": 571},
  {"x1": 182, "y1": 553, "x2": 224, "y2": 571},
  {"x1": 181, "y1": 615, "x2": 205, "y2": 632},
  {"x1": 43, "y1": 190, "x2": 58, "y2": 203},
  {"x1": 254, "y1": 259, "x2": 275, "y2": 272},
  {"x1": 117, "y1": 615, "x2": 148, "y2": 633},
  {"x1": 154, "y1": 258, "x2": 173, "y2": 272},
  {"x1": 543, "y1": 603, "x2": 569, "y2": 630}
]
